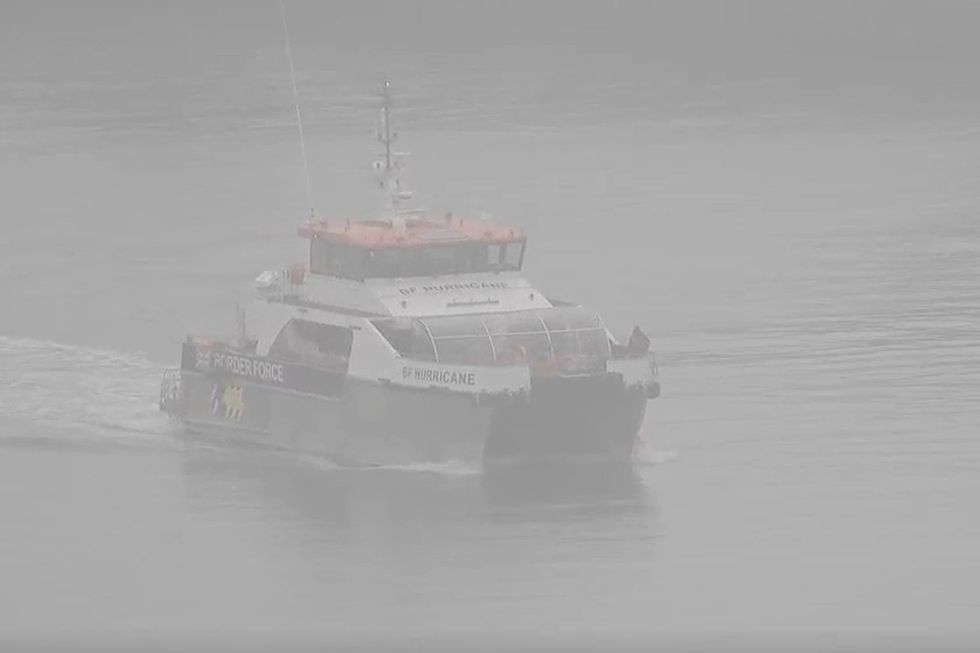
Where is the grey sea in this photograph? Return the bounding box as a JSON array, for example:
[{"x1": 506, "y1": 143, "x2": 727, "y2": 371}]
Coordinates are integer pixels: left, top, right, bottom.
[{"x1": 1, "y1": 2, "x2": 978, "y2": 650}]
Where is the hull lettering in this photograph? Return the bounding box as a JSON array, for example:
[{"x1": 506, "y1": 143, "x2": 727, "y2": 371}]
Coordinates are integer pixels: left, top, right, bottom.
[{"x1": 402, "y1": 365, "x2": 477, "y2": 387}]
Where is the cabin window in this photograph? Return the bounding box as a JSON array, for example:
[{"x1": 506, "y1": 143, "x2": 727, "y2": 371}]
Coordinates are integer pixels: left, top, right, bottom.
[
  {"x1": 503, "y1": 241, "x2": 524, "y2": 270},
  {"x1": 541, "y1": 310, "x2": 611, "y2": 360},
  {"x1": 425, "y1": 315, "x2": 495, "y2": 365},
  {"x1": 410, "y1": 322, "x2": 438, "y2": 361},
  {"x1": 371, "y1": 319, "x2": 437, "y2": 361},
  {"x1": 269, "y1": 319, "x2": 353, "y2": 369},
  {"x1": 485, "y1": 242, "x2": 524, "y2": 272},
  {"x1": 487, "y1": 244, "x2": 504, "y2": 269},
  {"x1": 486, "y1": 312, "x2": 551, "y2": 363},
  {"x1": 365, "y1": 247, "x2": 404, "y2": 278},
  {"x1": 310, "y1": 240, "x2": 367, "y2": 280},
  {"x1": 312, "y1": 239, "x2": 526, "y2": 279},
  {"x1": 419, "y1": 245, "x2": 468, "y2": 276},
  {"x1": 373, "y1": 308, "x2": 608, "y2": 368},
  {"x1": 362, "y1": 244, "x2": 488, "y2": 278}
]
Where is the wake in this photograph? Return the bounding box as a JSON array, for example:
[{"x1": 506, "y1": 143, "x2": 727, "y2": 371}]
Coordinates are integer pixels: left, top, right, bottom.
[
  {"x1": 0, "y1": 335, "x2": 173, "y2": 446},
  {"x1": 632, "y1": 436, "x2": 679, "y2": 466},
  {"x1": 362, "y1": 459, "x2": 483, "y2": 476},
  {"x1": 0, "y1": 335, "x2": 675, "y2": 470}
]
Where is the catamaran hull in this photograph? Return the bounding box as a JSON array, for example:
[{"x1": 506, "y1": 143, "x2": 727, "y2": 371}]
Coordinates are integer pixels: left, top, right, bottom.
[{"x1": 163, "y1": 370, "x2": 648, "y2": 467}]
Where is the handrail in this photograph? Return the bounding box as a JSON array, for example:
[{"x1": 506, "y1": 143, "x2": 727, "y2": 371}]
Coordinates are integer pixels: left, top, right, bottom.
[{"x1": 159, "y1": 368, "x2": 183, "y2": 412}]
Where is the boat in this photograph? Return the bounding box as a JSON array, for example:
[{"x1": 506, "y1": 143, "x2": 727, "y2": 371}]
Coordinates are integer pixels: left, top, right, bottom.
[{"x1": 159, "y1": 82, "x2": 660, "y2": 467}]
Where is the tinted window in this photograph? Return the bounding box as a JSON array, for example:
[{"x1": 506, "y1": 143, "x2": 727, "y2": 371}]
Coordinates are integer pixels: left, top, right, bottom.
[
  {"x1": 323, "y1": 241, "x2": 527, "y2": 279},
  {"x1": 310, "y1": 241, "x2": 366, "y2": 280},
  {"x1": 503, "y1": 242, "x2": 524, "y2": 270},
  {"x1": 270, "y1": 319, "x2": 352, "y2": 368}
]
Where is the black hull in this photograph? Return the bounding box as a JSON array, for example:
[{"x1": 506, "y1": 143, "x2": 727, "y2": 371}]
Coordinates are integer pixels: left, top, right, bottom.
[
  {"x1": 164, "y1": 369, "x2": 648, "y2": 467},
  {"x1": 486, "y1": 374, "x2": 647, "y2": 463}
]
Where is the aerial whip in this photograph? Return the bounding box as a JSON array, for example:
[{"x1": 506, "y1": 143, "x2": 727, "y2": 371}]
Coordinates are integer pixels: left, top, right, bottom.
[{"x1": 278, "y1": 0, "x2": 315, "y2": 217}]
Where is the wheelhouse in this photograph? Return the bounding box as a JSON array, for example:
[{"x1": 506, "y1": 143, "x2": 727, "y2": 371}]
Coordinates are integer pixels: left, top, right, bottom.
[{"x1": 299, "y1": 214, "x2": 526, "y2": 280}]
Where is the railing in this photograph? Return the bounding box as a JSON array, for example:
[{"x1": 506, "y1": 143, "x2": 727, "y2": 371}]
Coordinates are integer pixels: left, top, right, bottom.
[{"x1": 159, "y1": 368, "x2": 183, "y2": 412}]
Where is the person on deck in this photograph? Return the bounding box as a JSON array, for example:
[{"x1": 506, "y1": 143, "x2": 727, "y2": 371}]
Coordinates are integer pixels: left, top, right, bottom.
[{"x1": 627, "y1": 325, "x2": 650, "y2": 356}]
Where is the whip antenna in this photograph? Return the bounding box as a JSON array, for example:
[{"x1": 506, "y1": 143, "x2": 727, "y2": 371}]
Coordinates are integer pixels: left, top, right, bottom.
[{"x1": 278, "y1": 0, "x2": 315, "y2": 217}]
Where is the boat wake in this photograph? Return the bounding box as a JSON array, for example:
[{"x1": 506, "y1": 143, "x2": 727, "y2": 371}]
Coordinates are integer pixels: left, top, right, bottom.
[
  {"x1": 0, "y1": 334, "x2": 670, "y2": 471},
  {"x1": 632, "y1": 437, "x2": 678, "y2": 466},
  {"x1": 363, "y1": 459, "x2": 483, "y2": 477},
  {"x1": 0, "y1": 335, "x2": 174, "y2": 448}
]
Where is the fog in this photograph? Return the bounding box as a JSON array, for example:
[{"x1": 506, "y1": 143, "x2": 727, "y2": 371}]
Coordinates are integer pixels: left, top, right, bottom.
[{"x1": 1, "y1": 1, "x2": 979, "y2": 650}]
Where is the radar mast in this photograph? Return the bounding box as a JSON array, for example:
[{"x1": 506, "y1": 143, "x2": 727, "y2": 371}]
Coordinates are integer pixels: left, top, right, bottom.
[{"x1": 373, "y1": 80, "x2": 415, "y2": 222}]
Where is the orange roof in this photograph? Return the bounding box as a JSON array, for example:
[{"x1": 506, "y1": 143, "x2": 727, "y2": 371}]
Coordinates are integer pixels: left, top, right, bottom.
[{"x1": 297, "y1": 214, "x2": 526, "y2": 248}]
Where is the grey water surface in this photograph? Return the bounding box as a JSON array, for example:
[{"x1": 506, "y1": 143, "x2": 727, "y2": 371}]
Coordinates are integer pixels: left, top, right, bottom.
[{"x1": 1, "y1": 1, "x2": 979, "y2": 650}]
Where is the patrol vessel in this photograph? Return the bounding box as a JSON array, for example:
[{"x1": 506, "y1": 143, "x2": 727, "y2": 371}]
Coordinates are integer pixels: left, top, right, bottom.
[{"x1": 160, "y1": 82, "x2": 660, "y2": 466}]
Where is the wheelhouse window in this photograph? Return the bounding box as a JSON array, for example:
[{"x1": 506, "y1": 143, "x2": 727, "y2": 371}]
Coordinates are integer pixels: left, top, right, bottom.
[
  {"x1": 501, "y1": 242, "x2": 525, "y2": 270},
  {"x1": 311, "y1": 238, "x2": 526, "y2": 279},
  {"x1": 310, "y1": 240, "x2": 367, "y2": 280},
  {"x1": 484, "y1": 242, "x2": 524, "y2": 272}
]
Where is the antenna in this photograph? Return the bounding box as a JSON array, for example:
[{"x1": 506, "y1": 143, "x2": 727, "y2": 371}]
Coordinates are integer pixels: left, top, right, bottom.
[{"x1": 278, "y1": 0, "x2": 315, "y2": 218}]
